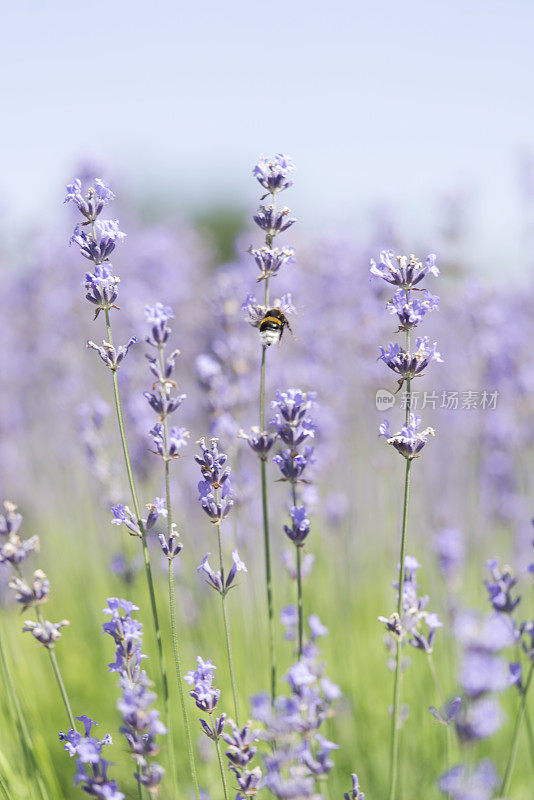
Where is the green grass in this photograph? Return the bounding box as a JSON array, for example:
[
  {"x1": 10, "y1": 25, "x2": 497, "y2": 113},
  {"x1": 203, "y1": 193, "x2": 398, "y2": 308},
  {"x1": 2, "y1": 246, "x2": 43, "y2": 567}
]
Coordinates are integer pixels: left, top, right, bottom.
[{"x1": 0, "y1": 470, "x2": 532, "y2": 800}]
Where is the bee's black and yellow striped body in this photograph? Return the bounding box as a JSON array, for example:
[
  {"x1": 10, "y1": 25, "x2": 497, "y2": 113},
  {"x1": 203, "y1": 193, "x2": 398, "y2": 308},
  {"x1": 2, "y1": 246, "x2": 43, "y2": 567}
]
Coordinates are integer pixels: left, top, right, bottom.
[{"x1": 259, "y1": 308, "x2": 292, "y2": 346}]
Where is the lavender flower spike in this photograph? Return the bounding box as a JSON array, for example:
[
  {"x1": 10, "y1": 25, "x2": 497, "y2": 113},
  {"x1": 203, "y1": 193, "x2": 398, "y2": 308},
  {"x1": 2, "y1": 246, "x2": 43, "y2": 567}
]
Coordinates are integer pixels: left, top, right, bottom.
[
  {"x1": 370, "y1": 250, "x2": 439, "y2": 289},
  {"x1": 23, "y1": 619, "x2": 69, "y2": 648},
  {"x1": 102, "y1": 599, "x2": 166, "y2": 792},
  {"x1": 379, "y1": 415, "x2": 435, "y2": 459},
  {"x1": 60, "y1": 715, "x2": 124, "y2": 799},
  {"x1": 344, "y1": 773, "x2": 365, "y2": 800},
  {"x1": 253, "y1": 154, "x2": 295, "y2": 194}
]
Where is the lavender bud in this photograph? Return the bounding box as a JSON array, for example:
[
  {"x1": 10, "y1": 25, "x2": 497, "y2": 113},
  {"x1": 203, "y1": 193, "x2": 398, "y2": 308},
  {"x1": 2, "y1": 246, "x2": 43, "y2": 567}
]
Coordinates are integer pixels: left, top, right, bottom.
[{"x1": 23, "y1": 619, "x2": 69, "y2": 648}]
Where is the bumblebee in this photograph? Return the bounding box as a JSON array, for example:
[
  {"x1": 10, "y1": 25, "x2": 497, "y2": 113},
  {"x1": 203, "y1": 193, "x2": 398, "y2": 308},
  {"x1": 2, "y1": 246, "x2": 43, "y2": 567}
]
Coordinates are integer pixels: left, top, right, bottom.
[{"x1": 259, "y1": 308, "x2": 293, "y2": 347}]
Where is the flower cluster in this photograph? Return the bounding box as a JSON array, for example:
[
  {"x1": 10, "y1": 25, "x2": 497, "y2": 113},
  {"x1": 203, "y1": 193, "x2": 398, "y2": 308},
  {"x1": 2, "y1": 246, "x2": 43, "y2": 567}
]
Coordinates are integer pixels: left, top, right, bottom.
[
  {"x1": 60, "y1": 714, "x2": 124, "y2": 799},
  {"x1": 110, "y1": 499, "x2": 167, "y2": 539},
  {"x1": 142, "y1": 301, "x2": 189, "y2": 557},
  {"x1": 438, "y1": 760, "x2": 501, "y2": 800},
  {"x1": 452, "y1": 609, "x2": 515, "y2": 741},
  {"x1": 223, "y1": 718, "x2": 263, "y2": 798},
  {"x1": 251, "y1": 618, "x2": 341, "y2": 800},
  {"x1": 0, "y1": 500, "x2": 39, "y2": 566},
  {"x1": 1, "y1": 501, "x2": 69, "y2": 649},
  {"x1": 197, "y1": 550, "x2": 247, "y2": 596},
  {"x1": 185, "y1": 657, "x2": 226, "y2": 740},
  {"x1": 103, "y1": 598, "x2": 166, "y2": 793},
  {"x1": 271, "y1": 390, "x2": 316, "y2": 547},
  {"x1": 370, "y1": 250, "x2": 439, "y2": 289},
  {"x1": 243, "y1": 153, "x2": 297, "y2": 345},
  {"x1": 378, "y1": 414, "x2": 435, "y2": 460},
  {"x1": 195, "y1": 438, "x2": 235, "y2": 523},
  {"x1": 373, "y1": 250, "x2": 440, "y2": 456},
  {"x1": 379, "y1": 556, "x2": 443, "y2": 655},
  {"x1": 65, "y1": 179, "x2": 131, "y2": 345}
]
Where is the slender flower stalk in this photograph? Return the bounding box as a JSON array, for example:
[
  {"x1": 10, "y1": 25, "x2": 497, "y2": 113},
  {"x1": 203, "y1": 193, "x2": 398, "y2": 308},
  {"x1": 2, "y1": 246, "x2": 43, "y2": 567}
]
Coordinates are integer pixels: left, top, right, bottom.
[
  {"x1": 215, "y1": 506, "x2": 240, "y2": 723},
  {"x1": 196, "y1": 438, "x2": 244, "y2": 722},
  {"x1": 185, "y1": 657, "x2": 229, "y2": 800},
  {"x1": 389, "y1": 457, "x2": 411, "y2": 800},
  {"x1": 64, "y1": 178, "x2": 170, "y2": 753},
  {"x1": 143, "y1": 302, "x2": 199, "y2": 798},
  {"x1": 427, "y1": 653, "x2": 453, "y2": 771},
  {"x1": 167, "y1": 558, "x2": 200, "y2": 800},
  {"x1": 1, "y1": 501, "x2": 77, "y2": 734},
  {"x1": 271, "y1": 390, "x2": 316, "y2": 659},
  {"x1": 35, "y1": 607, "x2": 77, "y2": 731},
  {"x1": 501, "y1": 661, "x2": 534, "y2": 795},
  {"x1": 372, "y1": 250, "x2": 440, "y2": 800},
  {"x1": 244, "y1": 154, "x2": 297, "y2": 701}
]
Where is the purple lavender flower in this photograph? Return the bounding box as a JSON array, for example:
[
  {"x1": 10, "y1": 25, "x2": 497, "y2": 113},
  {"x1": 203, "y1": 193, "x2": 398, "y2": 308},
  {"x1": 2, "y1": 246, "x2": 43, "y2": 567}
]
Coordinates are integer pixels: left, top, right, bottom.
[
  {"x1": 377, "y1": 336, "x2": 443, "y2": 379},
  {"x1": 198, "y1": 480, "x2": 234, "y2": 523},
  {"x1": 0, "y1": 501, "x2": 23, "y2": 536},
  {"x1": 242, "y1": 293, "x2": 296, "y2": 329},
  {"x1": 344, "y1": 773, "x2": 365, "y2": 800},
  {"x1": 271, "y1": 389, "x2": 317, "y2": 446},
  {"x1": 273, "y1": 447, "x2": 314, "y2": 482},
  {"x1": 251, "y1": 246, "x2": 296, "y2": 281},
  {"x1": 195, "y1": 438, "x2": 231, "y2": 488},
  {"x1": 253, "y1": 154, "x2": 295, "y2": 194},
  {"x1": 484, "y1": 559, "x2": 520, "y2": 613},
  {"x1": 370, "y1": 250, "x2": 439, "y2": 289},
  {"x1": 143, "y1": 389, "x2": 186, "y2": 418},
  {"x1": 87, "y1": 337, "x2": 138, "y2": 371},
  {"x1": 110, "y1": 505, "x2": 141, "y2": 537},
  {"x1": 8, "y1": 569, "x2": 49, "y2": 611},
  {"x1": 0, "y1": 501, "x2": 39, "y2": 566},
  {"x1": 253, "y1": 205, "x2": 296, "y2": 236},
  {"x1": 60, "y1": 715, "x2": 124, "y2": 799},
  {"x1": 429, "y1": 697, "x2": 462, "y2": 726},
  {"x1": 64, "y1": 178, "x2": 115, "y2": 221},
  {"x1": 22, "y1": 619, "x2": 69, "y2": 648},
  {"x1": 386, "y1": 289, "x2": 440, "y2": 329},
  {"x1": 144, "y1": 302, "x2": 174, "y2": 347},
  {"x1": 379, "y1": 414, "x2": 435, "y2": 459},
  {"x1": 83, "y1": 264, "x2": 120, "y2": 316},
  {"x1": 433, "y1": 527, "x2": 465, "y2": 580},
  {"x1": 158, "y1": 532, "x2": 183, "y2": 560},
  {"x1": 185, "y1": 656, "x2": 221, "y2": 714},
  {"x1": 238, "y1": 426, "x2": 278, "y2": 460},
  {"x1": 438, "y1": 760, "x2": 500, "y2": 800},
  {"x1": 283, "y1": 506, "x2": 311, "y2": 546},
  {"x1": 102, "y1": 598, "x2": 166, "y2": 791},
  {"x1": 253, "y1": 632, "x2": 340, "y2": 799}
]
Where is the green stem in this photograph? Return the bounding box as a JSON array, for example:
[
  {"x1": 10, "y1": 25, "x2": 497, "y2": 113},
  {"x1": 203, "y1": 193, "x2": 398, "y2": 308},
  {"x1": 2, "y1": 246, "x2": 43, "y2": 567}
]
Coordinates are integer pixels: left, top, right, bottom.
[
  {"x1": 501, "y1": 662, "x2": 534, "y2": 796},
  {"x1": 168, "y1": 562, "x2": 200, "y2": 800},
  {"x1": 35, "y1": 609, "x2": 76, "y2": 731},
  {"x1": 291, "y1": 480, "x2": 303, "y2": 659},
  {"x1": 103, "y1": 310, "x2": 170, "y2": 738},
  {"x1": 388, "y1": 456, "x2": 412, "y2": 800},
  {"x1": 156, "y1": 349, "x2": 180, "y2": 795},
  {"x1": 215, "y1": 738, "x2": 230, "y2": 800},
  {"x1": 0, "y1": 625, "x2": 50, "y2": 800},
  {"x1": 428, "y1": 654, "x2": 452, "y2": 770},
  {"x1": 215, "y1": 519, "x2": 240, "y2": 723},
  {"x1": 525, "y1": 705, "x2": 534, "y2": 769},
  {"x1": 260, "y1": 334, "x2": 276, "y2": 702},
  {"x1": 0, "y1": 773, "x2": 12, "y2": 800}
]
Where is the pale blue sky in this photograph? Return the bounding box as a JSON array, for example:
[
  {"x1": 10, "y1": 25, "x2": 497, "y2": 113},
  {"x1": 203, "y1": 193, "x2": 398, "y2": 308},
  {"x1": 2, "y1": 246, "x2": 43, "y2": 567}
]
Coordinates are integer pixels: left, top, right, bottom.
[{"x1": 3, "y1": 1, "x2": 534, "y2": 266}]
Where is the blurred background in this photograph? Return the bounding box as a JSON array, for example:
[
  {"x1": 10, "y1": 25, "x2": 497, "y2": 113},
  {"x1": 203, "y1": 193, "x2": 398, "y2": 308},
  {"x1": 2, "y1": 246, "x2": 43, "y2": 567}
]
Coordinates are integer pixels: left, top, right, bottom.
[{"x1": 1, "y1": 2, "x2": 534, "y2": 799}]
